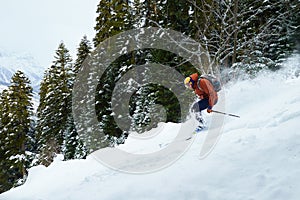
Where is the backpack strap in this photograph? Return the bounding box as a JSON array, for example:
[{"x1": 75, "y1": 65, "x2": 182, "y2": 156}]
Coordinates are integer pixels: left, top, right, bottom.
[{"x1": 197, "y1": 77, "x2": 204, "y2": 92}]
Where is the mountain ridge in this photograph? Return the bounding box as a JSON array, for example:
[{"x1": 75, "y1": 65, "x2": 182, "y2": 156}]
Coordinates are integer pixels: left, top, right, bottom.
[{"x1": 0, "y1": 49, "x2": 45, "y2": 93}]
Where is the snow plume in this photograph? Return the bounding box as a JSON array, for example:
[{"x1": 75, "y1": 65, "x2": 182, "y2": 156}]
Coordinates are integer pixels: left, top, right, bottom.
[
  {"x1": 281, "y1": 54, "x2": 300, "y2": 78},
  {"x1": 222, "y1": 53, "x2": 300, "y2": 84},
  {"x1": 1, "y1": 55, "x2": 300, "y2": 200}
]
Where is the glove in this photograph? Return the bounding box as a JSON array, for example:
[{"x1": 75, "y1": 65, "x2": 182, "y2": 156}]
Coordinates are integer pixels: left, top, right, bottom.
[{"x1": 207, "y1": 106, "x2": 213, "y2": 113}]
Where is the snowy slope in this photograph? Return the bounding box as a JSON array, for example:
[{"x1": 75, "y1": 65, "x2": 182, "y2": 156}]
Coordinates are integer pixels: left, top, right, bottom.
[
  {"x1": 0, "y1": 49, "x2": 44, "y2": 93},
  {"x1": 1, "y1": 55, "x2": 300, "y2": 200}
]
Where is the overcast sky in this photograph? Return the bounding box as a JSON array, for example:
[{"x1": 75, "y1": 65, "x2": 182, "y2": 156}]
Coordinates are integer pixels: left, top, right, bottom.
[{"x1": 0, "y1": 0, "x2": 99, "y2": 68}]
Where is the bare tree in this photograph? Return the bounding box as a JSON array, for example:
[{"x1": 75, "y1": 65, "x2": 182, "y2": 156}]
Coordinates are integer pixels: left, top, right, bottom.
[{"x1": 189, "y1": 0, "x2": 300, "y2": 72}]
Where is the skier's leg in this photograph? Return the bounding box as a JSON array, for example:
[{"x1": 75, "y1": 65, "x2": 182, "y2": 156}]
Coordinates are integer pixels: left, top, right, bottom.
[
  {"x1": 189, "y1": 112, "x2": 205, "y2": 132},
  {"x1": 191, "y1": 99, "x2": 209, "y2": 131},
  {"x1": 195, "y1": 111, "x2": 206, "y2": 130}
]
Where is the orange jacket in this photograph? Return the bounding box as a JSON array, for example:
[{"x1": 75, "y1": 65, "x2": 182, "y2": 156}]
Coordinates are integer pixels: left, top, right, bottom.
[{"x1": 190, "y1": 73, "x2": 218, "y2": 108}]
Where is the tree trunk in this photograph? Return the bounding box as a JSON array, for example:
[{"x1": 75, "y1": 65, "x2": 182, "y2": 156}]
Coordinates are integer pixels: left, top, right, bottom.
[{"x1": 232, "y1": 0, "x2": 239, "y2": 65}]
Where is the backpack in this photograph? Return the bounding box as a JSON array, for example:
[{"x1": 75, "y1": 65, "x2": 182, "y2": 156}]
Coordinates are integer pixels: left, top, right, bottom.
[{"x1": 197, "y1": 74, "x2": 221, "y2": 92}]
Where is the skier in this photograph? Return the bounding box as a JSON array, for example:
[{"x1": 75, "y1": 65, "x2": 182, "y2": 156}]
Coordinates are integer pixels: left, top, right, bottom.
[{"x1": 184, "y1": 73, "x2": 218, "y2": 132}]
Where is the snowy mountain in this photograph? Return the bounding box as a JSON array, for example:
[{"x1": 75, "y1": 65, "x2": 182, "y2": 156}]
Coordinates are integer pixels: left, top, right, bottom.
[
  {"x1": 1, "y1": 55, "x2": 300, "y2": 200},
  {"x1": 0, "y1": 49, "x2": 45, "y2": 93}
]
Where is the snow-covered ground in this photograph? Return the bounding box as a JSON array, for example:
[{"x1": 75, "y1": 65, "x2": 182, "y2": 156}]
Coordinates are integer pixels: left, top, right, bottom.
[{"x1": 1, "y1": 55, "x2": 300, "y2": 200}]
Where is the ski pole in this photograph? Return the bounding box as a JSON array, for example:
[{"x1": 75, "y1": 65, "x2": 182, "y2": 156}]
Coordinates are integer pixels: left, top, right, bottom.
[{"x1": 211, "y1": 110, "x2": 240, "y2": 118}]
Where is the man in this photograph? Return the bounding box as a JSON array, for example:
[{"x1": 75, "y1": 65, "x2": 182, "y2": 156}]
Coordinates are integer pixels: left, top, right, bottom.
[{"x1": 184, "y1": 73, "x2": 218, "y2": 131}]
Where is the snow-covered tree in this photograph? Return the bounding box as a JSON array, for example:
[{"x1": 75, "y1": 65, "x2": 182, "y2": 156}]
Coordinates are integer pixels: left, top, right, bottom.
[
  {"x1": 73, "y1": 35, "x2": 92, "y2": 75},
  {"x1": 189, "y1": 0, "x2": 300, "y2": 73},
  {"x1": 36, "y1": 42, "x2": 73, "y2": 166},
  {"x1": 0, "y1": 71, "x2": 33, "y2": 193},
  {"x1": 92, "y1": 0, "x2": 135, "y2": 145},
  {"x1": 89, "y1": 0, "x2": 299, "y2": 140},
  {"x1": 93, "y1": 0, "x2": 132, "y2": 47},
  {"x1": 64, "y1": 36, "x2": 92, "y2": 159}
]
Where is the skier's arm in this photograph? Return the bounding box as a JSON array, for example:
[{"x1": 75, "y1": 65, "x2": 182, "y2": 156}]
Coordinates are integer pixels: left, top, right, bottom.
[{"x1": 199, "y1": 79, "x2": 217, "y2": 109}]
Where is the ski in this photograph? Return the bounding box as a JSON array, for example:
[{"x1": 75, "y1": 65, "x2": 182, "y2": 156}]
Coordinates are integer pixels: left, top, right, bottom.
[
  {"x1": 158, "y1": 129, "x2": 203, "y2": 148},
  {"x1": 158, "y1": 135, "x2": 194, "y2": 148}
]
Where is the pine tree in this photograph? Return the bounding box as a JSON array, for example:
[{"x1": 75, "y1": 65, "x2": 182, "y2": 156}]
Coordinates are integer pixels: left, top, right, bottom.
[
  {"x1": 0, "y1": 71, "x2": 33, "y2": 193},
  {"x1": 36, "y1": 42, "x2": 73, "y2": 166},
  {"x1": 63, "y1": 115, "x2": 87, "y2": 160},
  {"x1": 266, "y1": 0, "x2": 300, "y2": 66},
  {"x1": 0, "y1": 89, "x2": 11, "y2": 193},
  {"x1": 93, "y1": 0, "x2": 132, "y2": 47},
  {"x1": 128, "y1": 0, "x2": 193, "y2": 130},
  {"x1": 234, "y1": 0, "x2": 300, "y2": 72},
  {"x1": 74, "y1": 35, "x2": 92, "y2": 75},
  {"x1": 139, "y1": 0, "x2": 165, "y2": 27},
  {"x1": 64, "y1": 36, "x2": 92, "y2": 160},
  {"x1": 92, "y1": 0, "x2": 135, "y2": 145}
]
